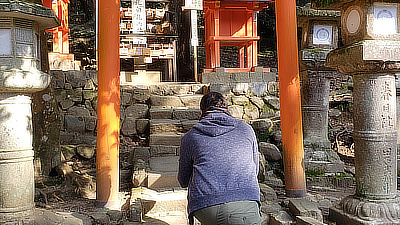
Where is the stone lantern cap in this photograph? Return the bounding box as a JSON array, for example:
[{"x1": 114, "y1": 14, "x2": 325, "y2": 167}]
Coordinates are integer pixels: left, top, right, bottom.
[
  {"x1": 0, "y1": 0, "x2": 60, "y2": 29},
  {"x1": 297, "y1": 3, "x2": 340, "y2": 20}
]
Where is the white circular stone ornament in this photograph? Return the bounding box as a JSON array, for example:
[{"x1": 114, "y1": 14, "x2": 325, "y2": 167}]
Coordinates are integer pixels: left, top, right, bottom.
[{"x1": 346, "y1": 9, "x2": 361, "y2": 34}]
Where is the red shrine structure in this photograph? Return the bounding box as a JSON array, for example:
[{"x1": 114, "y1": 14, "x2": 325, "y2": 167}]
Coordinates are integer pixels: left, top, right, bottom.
[{"x1": 203, "y1": 0, "x2": 269, "y2": 73}]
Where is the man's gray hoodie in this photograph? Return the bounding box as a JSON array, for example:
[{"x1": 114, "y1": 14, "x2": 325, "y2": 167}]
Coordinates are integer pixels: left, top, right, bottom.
[{"x1": 178, "y1": 112, "x2": 260, "y2": 214}]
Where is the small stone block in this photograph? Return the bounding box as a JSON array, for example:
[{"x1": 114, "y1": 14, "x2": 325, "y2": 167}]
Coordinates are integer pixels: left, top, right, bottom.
[
  {"x1": 289, "y1": 198, "x2": 323, "y2": 222},
  {"x1": 296, "y1": 216, "x2": 326, "y2": 225},
  {"x1": 249, "y1": 82, "x2": 268, "y2": 96},
  {"x1": 150, "y1": 106, "x2": 173, "y2": 119},
  {"x1": 173, "y1": 108, "x2": 201, "y2": 120},
  {"x1": 263, "y1": 72, "x2": 277, "y2": 82},
  {"x1": 149, "y1": 133, "x2": 183, "y2": 146},
  {"x1": 76, "y1": 145, "x2": 95, "y2": 159},
  {"x1": 209, "y1": 83, "x2": 231, "y2": 95},
  {"x1": 150, "y1": 95, "x2": 184, "y2": 107},
  {"x1": 179, "y1": 94, "x2": 203, "y2": 107},
  {"x1": 181, "y1": 120, "x2": 198, "y2": 132},
  {"x1": 231, "y1": 83, "x2": 249, "y2": 95},
  {"x1": 231, "y1": 96, "x2": 249, "y2": 106},
  {"x1": 150, "y1": 145, "x2": 179, "y2": 156},
  {"x1": 269, "y1": 211, "x2": 295, "y2": 225},
  {"x1": 136, "y1": 119, "x2": 149, "y2": 134},
  {"x1": 150, "y1": 119, "x2": 182, "y2": 134},
  {"x1": 231, "y1": 72, "x2": 250, "y2": 83}
]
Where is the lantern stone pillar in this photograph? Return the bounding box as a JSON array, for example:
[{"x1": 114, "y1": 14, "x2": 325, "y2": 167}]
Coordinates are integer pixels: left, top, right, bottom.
[
  {"x1": 311, "y1": 0, "x2": 400, "y2": 223},
  {"x1": 0, "y1": 1, "x2": 59, "y2": 221},
  {"x1": 297, "y1": 4, "x2": 344, "y2": 173}
]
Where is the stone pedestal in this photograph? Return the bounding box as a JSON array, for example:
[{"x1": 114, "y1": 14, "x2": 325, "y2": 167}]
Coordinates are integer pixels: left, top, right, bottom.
[
  {"x1": 0, "y1": 1, "x2": 58, "y2": 221},
  {"x1": 301, "y1": 70, "x2": 344, "y2": 173},
  {"x1": 327, "y1": 41, "x2": 400, "y2": 225},
  {"x1": 0, "y1": 94, "x2": 35, "y2": 220}
]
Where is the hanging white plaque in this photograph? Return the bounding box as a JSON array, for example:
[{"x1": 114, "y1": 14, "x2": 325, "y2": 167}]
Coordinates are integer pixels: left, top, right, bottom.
[
  {"x1": 185, "y1": 0, "x2": 202, "y2": 10},
  {"x1": 313, "y1": 25, "x2": 333, "y2": 45},
  {"x1": 131, "y1": 0, "x2": 146, "y2": 33},
  {"x1": 373, "y1": 5, "x2": 397, "y2": 35}
]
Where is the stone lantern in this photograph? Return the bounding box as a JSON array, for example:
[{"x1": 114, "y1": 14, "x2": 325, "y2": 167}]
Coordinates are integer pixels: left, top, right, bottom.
[
  {"x1": 312, "y1": 0, "x2": 400, "y2": 224},
  {"x1": 0, "y1": 0, "x2": 59, "y2": 221},
  {"x1": 297, "y1": 4, "x2": 344, "y2": 173}
]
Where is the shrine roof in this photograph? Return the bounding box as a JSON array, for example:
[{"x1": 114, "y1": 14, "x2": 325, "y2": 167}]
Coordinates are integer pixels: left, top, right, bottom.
[{"x1": 0, "y1": 0, "x2": 60, "y2": 29}]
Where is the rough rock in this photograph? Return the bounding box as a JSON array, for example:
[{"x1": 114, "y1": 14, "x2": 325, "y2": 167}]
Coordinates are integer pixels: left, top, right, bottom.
[{"x1": 259, "y1": 142, "x2": 282, "y2": 162}]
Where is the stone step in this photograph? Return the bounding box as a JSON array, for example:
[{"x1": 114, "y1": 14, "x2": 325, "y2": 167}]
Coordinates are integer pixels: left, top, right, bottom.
[
  {"x1": 149, "y1": 133, "x2": 183, "y2": 147},
  {"x1": 129, "y1": 187, "x2": 192, "y2": 224},
  {"x1": 150, "y1": 119, "x2": 183, "y2": 134},
  {"x1": 147, "y1": 156, "x2": 180, "y2": 189},
  {"x1": 149, "y1": 106, "x2": 201, "y2": 120}
]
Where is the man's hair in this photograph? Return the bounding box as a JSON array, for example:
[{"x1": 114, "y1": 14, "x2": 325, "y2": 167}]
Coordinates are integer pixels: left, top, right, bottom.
[{"x1": 200, "y1": 92, "x2": 229, "y2": 111}]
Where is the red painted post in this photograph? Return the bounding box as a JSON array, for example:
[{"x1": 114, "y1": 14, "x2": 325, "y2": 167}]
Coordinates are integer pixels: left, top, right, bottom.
[
  {"x1": 97, "y1": 0, "x2": 120, "y2": 208},
  {"x1": 275, "y1": 0, "x2": 307, "y2": 198}
]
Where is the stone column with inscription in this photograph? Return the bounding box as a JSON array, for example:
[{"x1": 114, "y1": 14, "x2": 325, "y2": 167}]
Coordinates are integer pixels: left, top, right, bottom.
[
  {"x1": 297, "y1": 4, "x2": 344, "y2": 173},
  {"x1": 311, "y1": 0, "x2": 400, "y2": 224}
]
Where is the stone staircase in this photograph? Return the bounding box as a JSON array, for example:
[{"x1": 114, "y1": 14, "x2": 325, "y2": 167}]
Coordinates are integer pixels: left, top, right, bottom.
[{"x1": 130, "y1": 92, "x2": 203, "y2": 224}]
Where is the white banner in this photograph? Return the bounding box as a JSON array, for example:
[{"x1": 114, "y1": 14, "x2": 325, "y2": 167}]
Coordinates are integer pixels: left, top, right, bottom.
[{"x1": 131, "y1": 0, "x2": 146, "y2": 33}]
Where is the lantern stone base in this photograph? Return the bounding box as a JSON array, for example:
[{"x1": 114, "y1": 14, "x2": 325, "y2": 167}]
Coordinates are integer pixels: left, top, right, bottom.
[
  {"x1": 304, "y1": 142, "x2": 344, "y2": 173},
  {"x1": 329, "y1": 194, "x2": 400, "y2": 225}
]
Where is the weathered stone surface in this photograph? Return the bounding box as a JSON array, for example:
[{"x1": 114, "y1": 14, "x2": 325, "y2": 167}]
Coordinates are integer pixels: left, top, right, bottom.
[
  {"x1": 165, "y1": 84, "x2": 191, "y2": 95},
  {"x1": 133, "y1": 147, "x2": 151, "y2": 162},
  {"x1": 209, "y1": 83, "x2": 231, "y2": 95},
  {"x1": 289, "y1": 198, "x2": 323, "y2": 222},
  {"x1": 259, "y1": 183, "x2": 277, "y2": 201},
  {"x1": 67, "y1": 106, "x2": 91, "y2": 117},
  {"x1": 260, "y1": 105, "x2": 276, "y2": 118},
  {"x1": 264, "y1": 96, "x2": 280, "y2": 110},
  {"x1": 264, "y1": 72, "x2": 277, "y2": 82},
  {"x1": 61, "y1": 145, "x2": 76, "y2": 161},
  {"x1": 149, "y1": 106, "x2": 173, "y2": 119},
  {"x1": 150, "y1": 95, "x2": 184, "y2": 107},
  {"x1": 72, "y1": 135, "x2": 97, "y2": 145},
  {"x1": 51, "y1": 70, "x2": 65, "y2": 89},
  {"x1": 120, "y1": 92, "x2": 132, "y2": 105},
  {"x1": 150, "y1": 145, "x2": 179, "y2": 156},
  {"x1": 91, "y1": 212, "x2": 111, "y2": 225},
  {"x1": 261, "y1": 202, "x2": 282, "y2": 214},
  {"x1": 131, "y1": 89, "x2": 150, "y2": 103},
  {"x1": 251, "y1": 119, "x2": 273, "y2": 133},
  {"x1": 268, "y1": 82, "x2": 279, "y2": 96},
  {"x1": 150, "y1": 119, "x2": 182, "y2": 134},
  {"x1": 65, "y1": 115, "x2": 86, "y2": 132},
  {"x1": 231, "y1": 72, "x2": 250, "y2": 83},
  {"x1": 132, "y1": 169, "x2": 147, "y2": 188},
  {"x1": 191, "y1": 84, "x2": 205, "y2": 94},
  {"x1": 85, "y1": 116, "x2": 97, "y2": 131},
  {"x1": 181, "y1": 120, "x2": 198, "y2": 132},
  {"x1": 269, "y1": 211, "x2": 295, "y2": 225},
  {"x1": 250, "y1": 97, "x2": 265, "y2": 109},
  {"x1": 179, "y1": 95, "x2": 203, "y2": 107},
  {"x1": 249, "y1": 82, "x2": 268, "y2": 96},
  {"x1": 60, "y1": 99, "x2": 74, "y2": 110},
  {"x1": 259, "y1": 142, "x2": 282, "y2": 162},
  {"x1": 228, "y1": 105, "x2": 243, "y2": 119},
  {"x1": 76, "y1": 145, "x2": 95, "y2": 159},
  {"x1": 136, "y1": 119, "x2": 149, "y2": 134},
  {"x1": 122, "y1": 118, "x2": 137, "y2": 136},
  {"x1": 172, "y1": 108, "x2": 201, "y2": 120},
  {"x1": 243, "y1": 104, "x2": 259, "y2": 121},
  {"x1": 149, "y1": 133, "x2": 183, "y2": 146},
  {"x1": 84, "y1": 79, "x2": 96, "y2": 90},
  {"x1": 201, "y1": 69, "x2": 230, "y2": 84},
  {"x1": 231, "y1": 96, "x2": 249, "y2": 105},
  {"x1": 83, "y1": 90, "x2": 97, "y2": 101},
  {"x1": 231, "y1": 83, "x2": 249, "y2": 95},
  {"x1": 296, "y1": 216, "x2": 326, "y2": 225},
  {"x1": 124, "y1": 104, "x2": 149, "y2": 119},
  {"x1": 60, "y1": 131, "x2": 74, "y2": 144}
]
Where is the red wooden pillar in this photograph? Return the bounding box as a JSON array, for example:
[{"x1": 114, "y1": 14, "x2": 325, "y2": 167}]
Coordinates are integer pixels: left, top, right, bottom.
[
  {"x1": 275, "y1": 0, "x2": 307, "y2": 198},
  {"x1": 97, "y1": 0, "x2": 120, "y2": 208}
]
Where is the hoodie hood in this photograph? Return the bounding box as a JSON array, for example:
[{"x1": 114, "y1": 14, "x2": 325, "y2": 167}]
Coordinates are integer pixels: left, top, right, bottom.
[{"x1": 194, "y1": 113, "x2": 239, "y2": 137}]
